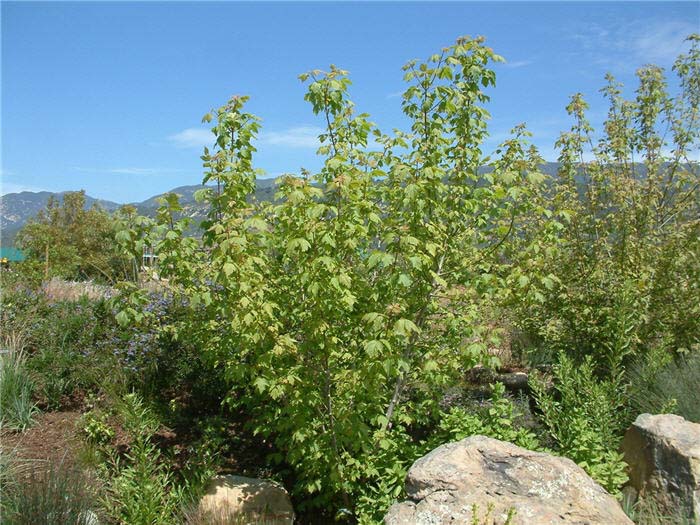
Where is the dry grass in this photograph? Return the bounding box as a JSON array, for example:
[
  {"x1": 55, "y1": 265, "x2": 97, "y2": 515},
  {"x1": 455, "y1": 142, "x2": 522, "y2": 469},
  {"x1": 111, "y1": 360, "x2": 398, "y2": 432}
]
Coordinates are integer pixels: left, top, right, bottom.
[
  {"x1": 183, "y1": 506, "x2": 293, "y2": 525},
  {"x1": 0, "y1": 328, "x2": 28, "y2": 364},
  {"x1": 0, "y1": 328, "x2": 38, "y2": 430},
  {"x1": 42, "y1": 277, "x2": 113, "y2": 302}
]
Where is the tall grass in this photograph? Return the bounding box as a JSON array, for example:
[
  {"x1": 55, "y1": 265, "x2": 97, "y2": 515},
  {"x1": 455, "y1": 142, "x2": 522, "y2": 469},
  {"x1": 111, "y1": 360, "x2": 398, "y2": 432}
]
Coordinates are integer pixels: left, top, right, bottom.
[
  {"x1": 628, "y1": 351, "x2": 700, "y2": 423},
  {"x1": 0, "y1": 454, "x2": 100, "y2": 525},
  {"x1": 622, "y1": 493, "x2": 695, "y2": 525},
  {"x1": 0, "y1": 330, "x2": 38, "y2": 430}
]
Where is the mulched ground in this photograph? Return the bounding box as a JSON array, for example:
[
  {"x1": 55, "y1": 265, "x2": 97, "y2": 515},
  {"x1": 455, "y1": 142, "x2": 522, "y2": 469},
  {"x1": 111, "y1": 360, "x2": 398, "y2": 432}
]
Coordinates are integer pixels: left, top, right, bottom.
[{"x1": 1, "y1": 410, "x2": 82, "y2": 464}]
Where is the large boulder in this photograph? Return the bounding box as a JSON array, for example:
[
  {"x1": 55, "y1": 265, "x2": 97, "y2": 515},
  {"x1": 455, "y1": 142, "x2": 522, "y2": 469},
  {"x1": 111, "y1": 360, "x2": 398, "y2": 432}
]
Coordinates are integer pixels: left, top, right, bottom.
[
  {"x1": 385, "y1": 435, "x2": 632, "y2": 525},
  {"x1": 622, "y1": 413, "x2": 700, "y2": 522},
  {"x1": 197, "y1": 475, "x2": 294, "y2": 524}
]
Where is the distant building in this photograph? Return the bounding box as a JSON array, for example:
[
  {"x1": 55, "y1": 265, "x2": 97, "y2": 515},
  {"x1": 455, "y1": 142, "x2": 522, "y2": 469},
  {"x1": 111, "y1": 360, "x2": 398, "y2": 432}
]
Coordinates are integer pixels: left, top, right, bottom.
[{"x1": 142, "y1": 246, "x2": 158, "y2": 268}]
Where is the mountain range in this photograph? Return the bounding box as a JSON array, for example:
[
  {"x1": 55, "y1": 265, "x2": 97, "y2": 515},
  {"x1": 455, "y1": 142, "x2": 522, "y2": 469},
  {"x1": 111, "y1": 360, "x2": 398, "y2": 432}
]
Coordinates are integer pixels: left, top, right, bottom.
[
  {"x1": 1, "y1": 163, "x2": 572, "y2": 247},
  {"x1": 0, "y1": 179, "x2": 278, "y2": 247}
]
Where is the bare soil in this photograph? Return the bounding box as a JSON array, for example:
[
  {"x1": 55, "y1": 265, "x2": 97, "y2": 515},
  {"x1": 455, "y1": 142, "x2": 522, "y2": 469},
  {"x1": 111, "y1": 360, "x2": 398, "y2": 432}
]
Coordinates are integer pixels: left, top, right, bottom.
[{"x1": 1, "y1": 410, "x2": 82, "y2": 464}]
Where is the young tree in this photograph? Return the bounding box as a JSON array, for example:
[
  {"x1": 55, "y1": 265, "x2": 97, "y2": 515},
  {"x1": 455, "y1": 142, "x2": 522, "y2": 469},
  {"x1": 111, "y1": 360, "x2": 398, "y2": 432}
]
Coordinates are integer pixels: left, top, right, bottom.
[
  {"x1": 509, "y1": 35, "x2": 699, "y2": 496},
  {"x1": 117, "y1": 36, "x2": 549, "y2": 520},
  {"x1": 511, "y1": 35, "x2": 700, "y2": 370},
  {"x1": 17, "y1": 191, "x2": 129, "y2": 282}
]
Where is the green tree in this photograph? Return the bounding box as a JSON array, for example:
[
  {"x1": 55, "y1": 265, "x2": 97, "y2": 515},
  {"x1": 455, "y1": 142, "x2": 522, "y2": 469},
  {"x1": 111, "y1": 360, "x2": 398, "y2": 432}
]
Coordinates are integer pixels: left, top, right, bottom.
[
  {"x1": 117, "y1": 36, "x2": 550, "y2": 521},
  {"x1": 17, "y1": 191, "x2": 129, "y2": 282},
  {"x1": 508, "y1": 35, "x2": 699, "y2": 497},
  {"x1": 511, "y1": 34, "x2": 700, "y2": 370}
]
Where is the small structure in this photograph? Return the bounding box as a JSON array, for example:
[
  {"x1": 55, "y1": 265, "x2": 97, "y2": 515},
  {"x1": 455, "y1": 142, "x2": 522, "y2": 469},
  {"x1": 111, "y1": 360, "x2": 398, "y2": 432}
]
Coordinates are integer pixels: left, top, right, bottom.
[{"x1": 142, "y1": 246, "x2": 157, "y2": 268}]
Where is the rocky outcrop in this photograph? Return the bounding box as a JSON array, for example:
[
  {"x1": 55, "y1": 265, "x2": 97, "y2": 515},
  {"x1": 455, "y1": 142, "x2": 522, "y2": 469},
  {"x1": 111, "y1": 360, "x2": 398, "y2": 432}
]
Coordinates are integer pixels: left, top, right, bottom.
[
  {"x1": 385, "y1": 435, "x2": 632, "y2": 525},
  {"x1": 622, "y1": 413, "x2": 700, "y2": 522},
  {"x1": 197, "y1": 475, "x2": 294, "y2": 524},
  {"x1": 466, "y1": 365, "x2": 530, "y2": 393}
]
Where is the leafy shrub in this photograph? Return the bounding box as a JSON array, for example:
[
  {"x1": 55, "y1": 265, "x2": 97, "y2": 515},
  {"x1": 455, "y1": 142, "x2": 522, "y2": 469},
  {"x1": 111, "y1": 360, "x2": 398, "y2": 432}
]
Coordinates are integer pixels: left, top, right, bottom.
[
  {"x1": 96, "y1": 392, "x2": 208, "y2": 525},
  {"x1": 16, "y1": 190, "x2": 132, "y2": 283},
  {"x1": 116, "y1": 35, "x2": 550, "y2": 520},
  {"x1": 111, "y1": 34, "x2": 699, "y2": 520},
  {"x1": 25, "y1": 296, "x2": 126, "y2": 407},
  {"x1": 116, "y1": 291, "x2": 229, "y2": 415},
  {"x1": 80, "y1": 410, "x2": 115, "y2": 445},
  {"x1": 510, "y1": 36, "x2": 700, "y2": 373},
  {"x1": 628, "y1": 350, "x2": 700, "y2": 422},
  {"x1": 98, "y1": 393, "x2": 181, "y2": 524},
  {"x1": 433, "y1": 382, "x2": 539, "y2": 450},
  {"x1": 531, "y1": 353, "x2": 629, "y2": 493}
]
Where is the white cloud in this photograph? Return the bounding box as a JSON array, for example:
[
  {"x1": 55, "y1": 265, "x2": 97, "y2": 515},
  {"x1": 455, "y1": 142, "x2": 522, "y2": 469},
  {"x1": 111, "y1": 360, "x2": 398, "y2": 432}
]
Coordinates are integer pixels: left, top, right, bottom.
[
  {"x1": 502, "y1": 60, "x2": 533, "y2": 69},
  {"x1": 169, "y1": 125, "x2": 324, "y2": 149},
  {"x1": 570, "y1": 19, "x2": 696, "y2": 70},
  {"x1": 107, "y1": 167, "x2": 161, "y2": 175},
  {"x1": 0, "y1": 169, "x2": 46, "y2": 195},
  {"x1": 630, "y1": 21, "x2": 696, "y2": 65},
  {"x1": 259, "y1": 126, "x2": 323, "y2": 148},
  {"x1": 168, "y1": 127, "x2": 212, "y2": 149}
]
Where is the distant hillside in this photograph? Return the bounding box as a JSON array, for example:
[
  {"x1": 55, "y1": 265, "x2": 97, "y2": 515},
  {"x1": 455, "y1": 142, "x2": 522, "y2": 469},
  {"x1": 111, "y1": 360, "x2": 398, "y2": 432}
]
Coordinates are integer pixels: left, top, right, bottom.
[
  {"x1": 0, "y1": 179, "x2": 280, "y2": 247},
  {"x1": 0, "y1": 191, "x2": 121, "y2": 247},
  {"x1": 2, "y1": 166, "x2": 572, "y2": 247},
  {"x1": 132, "y1": 179, "x2": 278, "y2": 216}
]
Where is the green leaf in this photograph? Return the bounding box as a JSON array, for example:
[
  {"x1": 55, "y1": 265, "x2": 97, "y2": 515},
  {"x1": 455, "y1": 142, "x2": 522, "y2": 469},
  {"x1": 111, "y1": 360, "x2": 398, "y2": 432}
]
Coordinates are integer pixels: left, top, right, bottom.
[
  {"x1": 397, "y1": 273, "x2": 412, "y2": 288},
  {"x1": 222, "y1": 262, "x2": 235, "y2": 277},
  {"x1": 287, "y1": 238, "x2": 311, "y2": 255},
  {"x1": 115, "y1": 310, "x2": 130, "y2": 327},
  {"x1": 253, "y1": 376, "x2": 269, "y2": 393},
  {"x1": 363, "y1": 340, "x2": 384, "y2": 357},
  {"x1": 393, "y1": 318, "x2": 420, "y2": 338}
]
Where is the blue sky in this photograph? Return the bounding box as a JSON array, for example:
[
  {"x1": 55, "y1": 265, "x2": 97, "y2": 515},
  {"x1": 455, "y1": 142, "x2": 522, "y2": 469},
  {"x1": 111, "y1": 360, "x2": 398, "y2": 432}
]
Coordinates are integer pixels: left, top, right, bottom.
[{"x1": 2, "y1": 1, "x2": 698, "y2": 202}]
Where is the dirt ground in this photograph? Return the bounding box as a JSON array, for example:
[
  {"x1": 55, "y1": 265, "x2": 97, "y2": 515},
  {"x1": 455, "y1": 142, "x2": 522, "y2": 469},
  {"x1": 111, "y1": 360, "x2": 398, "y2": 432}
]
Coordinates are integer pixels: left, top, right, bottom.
[{"x1": 1, "y1": 410, "x2": 82, "y2": 464}]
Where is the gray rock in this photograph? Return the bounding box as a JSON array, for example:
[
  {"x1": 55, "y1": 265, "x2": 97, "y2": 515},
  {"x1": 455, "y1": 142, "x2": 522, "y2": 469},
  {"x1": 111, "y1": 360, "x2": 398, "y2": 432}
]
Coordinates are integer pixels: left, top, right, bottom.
[
  {"x1": 496, "y1": 371, "x2": 529, "y2": 392},
  {"x1": 79, "y1": 510, "x2": 100, "y2": 525},
  {"x1": 622, "y1": 413, "x2": 700, "y2": 522},
  {"x1": 385, "y1": 435, "x2": 632, "y2": 525},
  {"x1": 197, "y1": 474, "x2": 294, "y2": 524}
]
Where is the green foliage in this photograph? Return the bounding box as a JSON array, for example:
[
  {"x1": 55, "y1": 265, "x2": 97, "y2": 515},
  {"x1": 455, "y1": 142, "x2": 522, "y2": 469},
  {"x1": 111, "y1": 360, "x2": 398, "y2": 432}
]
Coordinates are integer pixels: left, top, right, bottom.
[
  {"x1": 116, "y1": 36, "x2": 550, "y2": 520},
  {"x1": 531, "y1": 353, "x2": 629, "y2": 493},
  {"x1": 468, "y1": 503, "x2": 516, "y2": 525},
  {"x1": 16, "y1": 190, "x2": 132, "y2": 283},
  {"x1": 99, "y1": 393, "x2": 188, "y2": 525},
  {"x1": 109, "y1": 33, "x2": 700, "y2": 519},
  {"x1": 24, "y1": 296, "x2": 127, "y2": 406},
  {"x1": 433, "y1": 383, "x2": 539, "y2": 451},
  {"x1": 628, "y1": 350, "x2": 700, "y2": 422},
  {"x1": 80, "y1": 410, "x2": 115, "y2": 445},
  {"x1": 512, "y1": 35, "x2": 700, "y2": 371},
  {"x1": 511, "y1": 36, "x2": 699, "y2": 500}
]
